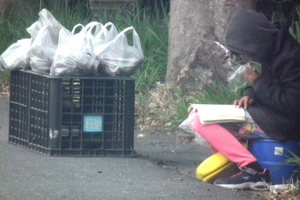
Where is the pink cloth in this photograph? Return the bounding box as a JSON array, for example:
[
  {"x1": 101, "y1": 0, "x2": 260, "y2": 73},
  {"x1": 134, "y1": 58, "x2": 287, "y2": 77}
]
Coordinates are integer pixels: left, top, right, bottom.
[{"x1": 189, "y1": 111, "x2": 257, "y2": 169}]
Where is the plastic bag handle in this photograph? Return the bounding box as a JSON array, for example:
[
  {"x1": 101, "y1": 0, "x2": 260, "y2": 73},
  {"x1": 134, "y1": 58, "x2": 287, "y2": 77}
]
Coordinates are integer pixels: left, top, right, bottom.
[
  {"x1": 94, "y1": 22, "x2": 117, "y2": 40},
  {"x1": 115, "y1": 26, "x2": 143, "y2": 51},
  {"x1": 109, "y1": 26, "x2": 134, "y2": 44},
  {"x1": 132, "y1": 28, "x2": 143, "y2": 52},
  {"x1": 118, "y1": 26, "x2": 134, "y2": 36},
  {"x1": 81, "y1": 22, "x2": 102, "y2": 37},
  {"x1": 71, "y1": 22, "x2": 102, "y2": 37},
  {"x1": 71, "y1": 24, "x2": 84, "y2": 34},
  {"x1": 85, "y1": 22, "x2": 103, "y2": 38}
]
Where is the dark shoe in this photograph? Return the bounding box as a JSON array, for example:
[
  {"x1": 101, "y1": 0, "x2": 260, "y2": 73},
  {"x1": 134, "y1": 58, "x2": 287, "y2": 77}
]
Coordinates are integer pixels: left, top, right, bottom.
[{"x1": 214, "y1": 168, "x2": 270, "y2": 190}]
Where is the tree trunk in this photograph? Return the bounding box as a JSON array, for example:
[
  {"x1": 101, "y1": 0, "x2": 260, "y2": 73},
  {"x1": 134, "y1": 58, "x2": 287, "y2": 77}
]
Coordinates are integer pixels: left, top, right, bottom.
[{"x1": 166, "y1": 0, "x2": 256, "y2": 92}]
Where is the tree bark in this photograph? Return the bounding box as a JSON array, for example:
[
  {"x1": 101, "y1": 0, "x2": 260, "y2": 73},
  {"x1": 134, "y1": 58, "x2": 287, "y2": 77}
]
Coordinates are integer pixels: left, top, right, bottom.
[{"x1": 166, "y1": 0, "x2": 256, "y2": 91}]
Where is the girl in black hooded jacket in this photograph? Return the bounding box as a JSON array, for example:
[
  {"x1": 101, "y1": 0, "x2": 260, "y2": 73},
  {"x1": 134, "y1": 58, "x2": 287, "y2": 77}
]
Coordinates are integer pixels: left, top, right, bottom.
[
  {"x1": 190, "y1": 9, "x2": 300, "y2": 190},
  {"x1": 226, "y1": 10, "x2": 300, "y2": 143}
]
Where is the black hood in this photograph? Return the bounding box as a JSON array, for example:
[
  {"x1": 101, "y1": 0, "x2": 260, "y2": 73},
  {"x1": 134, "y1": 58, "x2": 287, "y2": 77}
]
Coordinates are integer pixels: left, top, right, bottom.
[{"x1": 226, "y1": 10, "x2": 279, "y2": 63}]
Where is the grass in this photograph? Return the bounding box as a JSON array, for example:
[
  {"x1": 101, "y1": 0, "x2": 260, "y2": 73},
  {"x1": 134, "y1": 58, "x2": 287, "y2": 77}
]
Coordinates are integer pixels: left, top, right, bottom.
[
  {"x1": 0, "y1": 1, "x2": 40, "y2": 85},
  {"x1": 284, "y1": 150, "x2": 300, "y2": 179}
]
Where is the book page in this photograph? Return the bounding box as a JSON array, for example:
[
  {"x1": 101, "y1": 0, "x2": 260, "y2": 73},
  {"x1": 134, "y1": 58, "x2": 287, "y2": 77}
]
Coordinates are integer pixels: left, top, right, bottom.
[{"x1": 189, "y1": 104, "x2": 246, "y2": 124}]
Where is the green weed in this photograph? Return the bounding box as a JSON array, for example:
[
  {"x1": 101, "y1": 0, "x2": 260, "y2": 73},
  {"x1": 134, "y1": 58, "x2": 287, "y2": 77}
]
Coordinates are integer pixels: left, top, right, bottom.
[
  {"x1": 283, "y1": 150, "x2": 300, "y2": 179},
  {"x1": 290, "y1": 5, "x2": 300, "y2": 43}
]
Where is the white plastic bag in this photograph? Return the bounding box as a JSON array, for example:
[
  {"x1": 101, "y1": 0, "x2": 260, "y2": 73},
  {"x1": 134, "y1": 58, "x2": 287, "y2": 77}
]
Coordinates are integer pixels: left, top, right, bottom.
[
  {"x1": 0, "y1": 39, "x2": 31, "y2": 70},
  {"x1": 98, "y1": 26, "x2": 144, "y2": 76},
  {"x1": 178, "y1": 115, "x2": 211, "y2": 148},
  {"x1": 93, "y1": 22, "x2": 118, "y2": 56},
  {"x1": 28, "y1": 26, "x2": 62, "y2": 74},
  {"x1": 50, "y1": 22, "x2": 100, "y2": 76},
  {"x1": 91, "y1": 22, "x2": 119, "y2": 74},
  {"x1": 227, "y1": 61, "x2": 262, "y2": 92},
  {"x1": 26, "y1": 9, "x2": 66, "y2": 73},
  {"x1": 27, "y1": 8, "x2": 64, "y2": 43}
]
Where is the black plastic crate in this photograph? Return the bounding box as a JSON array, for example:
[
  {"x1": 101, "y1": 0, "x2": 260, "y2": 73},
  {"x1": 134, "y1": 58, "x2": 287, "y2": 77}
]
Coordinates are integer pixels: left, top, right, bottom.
[{"x1": 9, "y1": 70, "x2": 135, "y2": 156}]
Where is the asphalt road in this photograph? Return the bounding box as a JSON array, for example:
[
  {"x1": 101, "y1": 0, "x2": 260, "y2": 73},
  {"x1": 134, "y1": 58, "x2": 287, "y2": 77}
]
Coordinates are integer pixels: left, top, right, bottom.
[{"x1": 0, "y1": 98, "x2": 264, "y2": 200}]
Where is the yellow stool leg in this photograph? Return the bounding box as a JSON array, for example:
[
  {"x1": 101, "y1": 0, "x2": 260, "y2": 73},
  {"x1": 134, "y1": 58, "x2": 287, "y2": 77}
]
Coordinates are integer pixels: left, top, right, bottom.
[{"x1": 195, "y1": 152, "x2": 235, "y2": 183}]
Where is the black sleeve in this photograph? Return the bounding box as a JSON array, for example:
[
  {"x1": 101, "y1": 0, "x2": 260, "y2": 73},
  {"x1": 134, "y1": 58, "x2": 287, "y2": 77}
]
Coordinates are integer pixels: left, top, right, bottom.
[
  {"x1": 242, "y1": 86, "x2": 257, "y2": 100},
  {"x1": 251, "y1": 76, "x2": 300, "y2": 116}
]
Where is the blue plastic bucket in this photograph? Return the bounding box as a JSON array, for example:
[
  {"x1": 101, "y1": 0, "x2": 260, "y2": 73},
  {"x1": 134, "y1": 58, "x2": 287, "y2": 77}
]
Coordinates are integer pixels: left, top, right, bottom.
[{"x1": 249, "y1": 139, "x2": 300, "y2": 185}]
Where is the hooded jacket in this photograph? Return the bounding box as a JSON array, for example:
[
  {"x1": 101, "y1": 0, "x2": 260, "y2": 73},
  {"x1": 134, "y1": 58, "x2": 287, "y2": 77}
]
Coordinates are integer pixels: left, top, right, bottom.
[{"x1": 226, "y1": 10, "x2": 300, "y2": 142}]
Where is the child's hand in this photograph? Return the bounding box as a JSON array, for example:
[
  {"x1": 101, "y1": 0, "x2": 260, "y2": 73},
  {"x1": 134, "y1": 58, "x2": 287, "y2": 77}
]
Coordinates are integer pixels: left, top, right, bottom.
[{"x1": 234, "y1": 96, "x2": 254, "y2": 110}]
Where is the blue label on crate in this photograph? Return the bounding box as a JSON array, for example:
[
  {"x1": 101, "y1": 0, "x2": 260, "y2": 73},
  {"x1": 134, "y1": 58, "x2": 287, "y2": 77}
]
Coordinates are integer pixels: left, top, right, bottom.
[{"x1": 83, "y1": 115, "x2": 103, "y2": 133}]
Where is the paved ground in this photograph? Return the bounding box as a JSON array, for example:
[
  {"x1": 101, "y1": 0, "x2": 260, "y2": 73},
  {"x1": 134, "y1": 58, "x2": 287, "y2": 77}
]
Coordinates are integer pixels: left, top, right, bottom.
[{"x1": 0, "y1": 98, "x2": 265, "y2": 200}]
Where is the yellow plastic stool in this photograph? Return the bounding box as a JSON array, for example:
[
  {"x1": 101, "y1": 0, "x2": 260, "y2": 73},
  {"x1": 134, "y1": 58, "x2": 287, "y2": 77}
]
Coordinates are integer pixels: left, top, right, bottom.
[
  {"x1": 195, "y1": 152, "x2": 236, "y2": 183},
  {"x1": 196, "y1": 142, "x2": 248, "y2": 183}
]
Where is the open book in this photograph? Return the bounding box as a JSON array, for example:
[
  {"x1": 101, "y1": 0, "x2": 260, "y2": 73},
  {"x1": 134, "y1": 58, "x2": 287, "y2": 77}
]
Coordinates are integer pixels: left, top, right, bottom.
[{"x1": 189, "y1": 104, "x2": 246, "y2": 125}]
